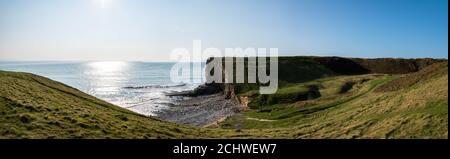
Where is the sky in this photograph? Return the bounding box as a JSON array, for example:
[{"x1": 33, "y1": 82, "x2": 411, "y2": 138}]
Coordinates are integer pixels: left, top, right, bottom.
[{"x1": 0, "y1": 0, "x2": 448, "y2": 61}]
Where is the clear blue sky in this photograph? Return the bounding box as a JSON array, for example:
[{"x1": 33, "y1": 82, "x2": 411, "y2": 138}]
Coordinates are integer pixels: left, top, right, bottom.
[{"x1": 0, "y1": 0, "x2": 448, "y2": 61}]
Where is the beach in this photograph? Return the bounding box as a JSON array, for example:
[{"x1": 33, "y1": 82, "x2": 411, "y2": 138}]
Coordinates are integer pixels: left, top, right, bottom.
[{"x1": 158, "y1": 93, "x2": 243, "y2": 127}]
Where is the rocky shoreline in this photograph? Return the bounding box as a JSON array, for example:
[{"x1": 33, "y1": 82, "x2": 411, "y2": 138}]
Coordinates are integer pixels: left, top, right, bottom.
[{"x1": 157, "y1": 84, "x2": 243, "y2": 127}]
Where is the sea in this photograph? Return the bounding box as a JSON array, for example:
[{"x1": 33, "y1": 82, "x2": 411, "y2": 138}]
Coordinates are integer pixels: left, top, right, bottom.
[{"x1": 0, "y1": 61, "x2": 204, "y2": 116}]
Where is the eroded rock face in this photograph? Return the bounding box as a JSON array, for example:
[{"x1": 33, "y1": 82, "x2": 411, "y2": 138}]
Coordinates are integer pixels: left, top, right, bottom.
[
  {"x1": 193, "y1": 83, "x2": 224, "y2": 96},
  {"x1": 166, "y1": 83, "x2": 224, "y2": 97},
  {"x1": 238, "y1": 96, "x2": 251, "y2": 110}
]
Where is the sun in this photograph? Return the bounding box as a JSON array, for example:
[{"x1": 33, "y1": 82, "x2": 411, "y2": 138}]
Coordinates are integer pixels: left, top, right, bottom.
[{"x1": 99, "y1": 0, "x2": 111, "y2": 8}]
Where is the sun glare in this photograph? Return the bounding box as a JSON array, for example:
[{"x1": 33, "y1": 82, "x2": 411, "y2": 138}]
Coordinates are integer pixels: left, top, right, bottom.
[
  {"x1": 87, "y1": 61, "x2": 129, "y2": 73},
  {"x1": 98, "y1": 0, "x2": 111, "y2": 8}
]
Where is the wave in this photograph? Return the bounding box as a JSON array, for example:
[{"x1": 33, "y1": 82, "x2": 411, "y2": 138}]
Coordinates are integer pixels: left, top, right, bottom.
[{"x1": 123, "y1": 83, "x2": 187, "y2": 89}]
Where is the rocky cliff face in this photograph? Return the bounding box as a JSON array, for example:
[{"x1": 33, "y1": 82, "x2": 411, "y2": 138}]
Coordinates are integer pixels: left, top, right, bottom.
[{"x1": 261, "y1": 57, "x2": 443, "y2": 83}]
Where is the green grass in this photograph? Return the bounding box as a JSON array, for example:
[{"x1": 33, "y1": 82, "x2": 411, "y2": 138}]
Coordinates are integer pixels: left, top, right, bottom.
[
  {"x1": 244, "y1": 84, "x2": 320, "y2": 109},
  {"x1": 221, "y1": 75, "x2": 392, "y2": 128},
  {"x1": 220, "y1": 70, "x2": 448, "y2": 138}
]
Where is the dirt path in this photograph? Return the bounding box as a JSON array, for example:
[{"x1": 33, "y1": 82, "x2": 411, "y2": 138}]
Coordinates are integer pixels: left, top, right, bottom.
[{"x1": 246, "y1": 117, "x2": 276, "y2": 122}]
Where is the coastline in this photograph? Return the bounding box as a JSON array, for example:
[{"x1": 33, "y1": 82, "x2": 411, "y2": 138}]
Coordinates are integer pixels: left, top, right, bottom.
[
  {"x1": 157, "y1": 85, "x2": 243, "y2": 127},
  {"x1": 0, "y1": 58, "x2": 447, "y2": 139}
]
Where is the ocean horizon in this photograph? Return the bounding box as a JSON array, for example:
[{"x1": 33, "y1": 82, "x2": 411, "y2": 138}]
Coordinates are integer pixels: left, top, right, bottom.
[{"x1": 0, "y1": 61, "x2": 205, "y2": 116}]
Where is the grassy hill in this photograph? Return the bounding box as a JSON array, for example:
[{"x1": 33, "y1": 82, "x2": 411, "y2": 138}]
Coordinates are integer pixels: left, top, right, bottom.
[
  {"x1": 0, "y1": 58, "x2": 448, "y2": 139},
  {"x1": 221, "y1": 61, "x2": 448, "y2": 139},
  {"x1": 0, "y1": 71, "x2": 218, "y2": 139}
]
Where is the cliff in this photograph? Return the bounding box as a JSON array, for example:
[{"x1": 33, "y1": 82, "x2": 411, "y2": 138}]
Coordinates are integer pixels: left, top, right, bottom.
[{"x1": 203, "y1": 56, "x2": 445, "y2": 102}]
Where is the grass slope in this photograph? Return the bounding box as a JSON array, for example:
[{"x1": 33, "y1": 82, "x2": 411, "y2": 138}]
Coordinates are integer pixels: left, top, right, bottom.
[
  {"x1": 221, "y1": 62, "x2": 448, "y2": 139},
  {"x1": 0, "y1": 71, "x2": 218, "y2": 139}
]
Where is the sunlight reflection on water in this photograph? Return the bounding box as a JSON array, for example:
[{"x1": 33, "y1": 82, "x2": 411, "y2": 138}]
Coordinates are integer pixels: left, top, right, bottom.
[{"x1": 0, "y1": 61, "x2": 203, "y2": 116}]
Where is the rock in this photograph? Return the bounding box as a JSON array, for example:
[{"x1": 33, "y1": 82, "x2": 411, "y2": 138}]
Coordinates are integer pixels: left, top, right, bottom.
[{"x1": 166, "y1": 83, "x2": 224, "y2": 97}]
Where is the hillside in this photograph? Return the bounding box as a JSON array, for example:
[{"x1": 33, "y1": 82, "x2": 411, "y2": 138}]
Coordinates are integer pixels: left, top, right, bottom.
[
  {"x1": 0, "y1": 58, "x2": 448, "y2": 139},
  {"x1": 0, "y1": 71, "x2": 218, "y2": 139},
  {"x1": 220, "y1": 61, "x2": 448, "y2": 138}
]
